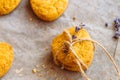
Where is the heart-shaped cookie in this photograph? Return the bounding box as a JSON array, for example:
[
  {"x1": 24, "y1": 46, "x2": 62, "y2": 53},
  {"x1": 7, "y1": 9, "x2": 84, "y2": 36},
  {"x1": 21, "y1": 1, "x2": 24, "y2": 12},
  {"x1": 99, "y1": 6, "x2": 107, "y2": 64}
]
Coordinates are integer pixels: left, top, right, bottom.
[{"x1": 51, "y1": 27, "x2": 95, "y2": 71}]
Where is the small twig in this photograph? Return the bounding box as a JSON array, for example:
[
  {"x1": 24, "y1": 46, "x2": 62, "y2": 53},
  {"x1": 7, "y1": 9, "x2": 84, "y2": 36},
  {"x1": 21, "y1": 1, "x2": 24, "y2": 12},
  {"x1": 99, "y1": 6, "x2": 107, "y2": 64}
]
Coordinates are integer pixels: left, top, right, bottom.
[
  {"x1": 113, "y1": 39, "x2": 119, "y2": 58},
  {"x1": 113, "y1": 18, "x2": 120, "y2": 58}
]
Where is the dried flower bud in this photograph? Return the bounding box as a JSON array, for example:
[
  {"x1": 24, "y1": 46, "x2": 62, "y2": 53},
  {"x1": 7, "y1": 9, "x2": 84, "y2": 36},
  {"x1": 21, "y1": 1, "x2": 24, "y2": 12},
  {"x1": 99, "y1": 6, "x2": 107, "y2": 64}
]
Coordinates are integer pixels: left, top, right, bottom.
[
  {"x1": 114, "y1": 18, "x2": 120, "y2": 24},
  {"x1": 113, "y1": 31, "x2": 120, "y2": 39},
  {"x1": 105, "y1": 23, "x2": 108, "y2": 27},
  {"x1": 80, "y1": 24, "x2": 85, "y2": 26},
  {"x1": 114, "y1": 18, "x2": 120, "y2": 30},
  {"x1": 75, "y1": 26, "x2": 80, "y2": 32},
  {"x1": 72, "y1": 35, "x2": 77, "y2": 39},
  {"x1": 113, "y1": 18, "x2": 120, "y2": 39}
]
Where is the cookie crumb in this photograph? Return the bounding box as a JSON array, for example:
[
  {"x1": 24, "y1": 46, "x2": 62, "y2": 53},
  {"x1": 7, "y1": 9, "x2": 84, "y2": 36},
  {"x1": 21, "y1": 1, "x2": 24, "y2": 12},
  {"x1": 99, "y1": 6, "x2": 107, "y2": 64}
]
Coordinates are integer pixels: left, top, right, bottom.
[
  {"x1": 45, "y1": 48, "x2": 48, "y2": 51},
  {"x1": 32, "y1": 69, "x2": 37, "y2": 73},
  {"x1": 29, "y1": 18, "x2": 33, "y2": 21},
  {"x1": 72, "y1": 17, "x2": 76, "y2": 21},
  {"x1": 15, "y1": 68, "x2": 23, "y2": 74},
  {"x1": 35, "y1": 65, "x2": 39, "y2": 68},
  {"x1": 38, "y1": 73, "x2": 42, "y2": 77},
  {"x1": 41, "y1": 64, "x2": 46, "y2": 69}
]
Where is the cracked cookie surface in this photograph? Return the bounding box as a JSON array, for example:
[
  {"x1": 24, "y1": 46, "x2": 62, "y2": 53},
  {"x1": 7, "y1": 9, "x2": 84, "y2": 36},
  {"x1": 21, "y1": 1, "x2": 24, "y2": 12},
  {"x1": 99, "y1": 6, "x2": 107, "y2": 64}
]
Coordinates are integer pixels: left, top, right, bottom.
[
  {"x1": 0, "y1": 0, "x2": 21, "y2": 15},
  {"x1": 0, "y1": 42, "x2": 14, "y2": 77},
  {"x1": 30, "y1": 0, "x2": 68, "y2": 21}
]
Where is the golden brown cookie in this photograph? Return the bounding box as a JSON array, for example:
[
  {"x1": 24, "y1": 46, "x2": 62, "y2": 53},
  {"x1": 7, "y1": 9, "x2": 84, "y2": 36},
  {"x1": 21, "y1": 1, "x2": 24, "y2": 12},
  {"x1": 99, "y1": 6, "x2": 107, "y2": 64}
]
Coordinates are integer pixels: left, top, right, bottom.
[
  {"x1": 0, "y1": 0, "x2": 21, "y2": 15},
  {"x1": 30, "y1": 0, "x2": 68, "y2": 21},
  {"x1": 0, "y1": 42, "x2": 14, "y2": 77},
  {"x1": 51, "y1": 27, "x2": 95, "y2": 71}
]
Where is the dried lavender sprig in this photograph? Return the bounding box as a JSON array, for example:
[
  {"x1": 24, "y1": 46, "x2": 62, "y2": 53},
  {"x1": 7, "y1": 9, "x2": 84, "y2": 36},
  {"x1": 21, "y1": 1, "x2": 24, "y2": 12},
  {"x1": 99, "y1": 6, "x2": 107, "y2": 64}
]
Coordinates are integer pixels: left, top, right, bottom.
[
  {"x1": 113, "y1": 18, "x2": 120, "y2": 58},
  {"x1": 114, "y1": 18, "x2": 120, "y2": 24},
  {"x1": 114, "y1": 18, "x2": 120, "y2": 31},
  {"x1": 113, "y1": 18, "x2": 120, "y2": 39}
]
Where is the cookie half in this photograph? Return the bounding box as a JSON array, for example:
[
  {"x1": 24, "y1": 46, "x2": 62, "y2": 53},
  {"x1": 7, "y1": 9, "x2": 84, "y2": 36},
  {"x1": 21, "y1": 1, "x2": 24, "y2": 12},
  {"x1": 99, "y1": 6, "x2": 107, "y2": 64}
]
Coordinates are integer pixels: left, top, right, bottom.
[
  {"x1": 0, "y1": 42, "x2": 14, "y2": 77},
  {"x1": 30, "y1": 0, "x2": 68, "y2": 21},
  {"x1": 0, "y1": 0, "x2": 21, "y2": 15}
]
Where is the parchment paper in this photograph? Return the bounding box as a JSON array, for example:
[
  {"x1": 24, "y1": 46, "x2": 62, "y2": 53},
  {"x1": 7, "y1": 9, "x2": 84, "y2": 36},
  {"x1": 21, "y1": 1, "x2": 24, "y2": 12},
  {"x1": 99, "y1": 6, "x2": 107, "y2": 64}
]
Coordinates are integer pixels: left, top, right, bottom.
[{"x1": 0, "y1": 0, "x2": 120, "y2": 80}]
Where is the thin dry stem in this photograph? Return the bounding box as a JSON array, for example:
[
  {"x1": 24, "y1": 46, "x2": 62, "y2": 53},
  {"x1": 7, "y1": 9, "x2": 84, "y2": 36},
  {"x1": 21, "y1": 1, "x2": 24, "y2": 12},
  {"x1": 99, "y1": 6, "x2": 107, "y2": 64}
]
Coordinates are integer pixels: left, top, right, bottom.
[{"x1": 113, "y1": 39, "x2": 119, "y2": 58}]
